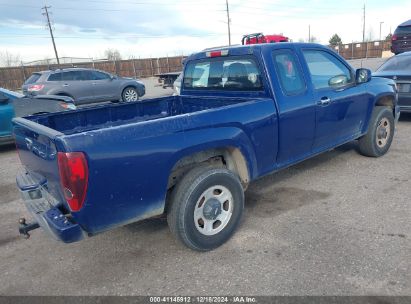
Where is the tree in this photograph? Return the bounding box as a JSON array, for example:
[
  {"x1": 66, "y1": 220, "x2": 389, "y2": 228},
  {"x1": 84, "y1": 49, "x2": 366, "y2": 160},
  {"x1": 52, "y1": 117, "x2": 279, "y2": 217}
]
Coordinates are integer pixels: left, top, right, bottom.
[
  {"x1": 104, "y1": 48, "x2": 122, "y2": 61},
  {"x1": 329, "y1": 34, "x2": 342, "y2": 46},
  {"x1": 0, "y1": 50, "x2": 21, "y2": 67},
  {"x1": 385, "y1": 33, "x2": 392, "y2": 41}
]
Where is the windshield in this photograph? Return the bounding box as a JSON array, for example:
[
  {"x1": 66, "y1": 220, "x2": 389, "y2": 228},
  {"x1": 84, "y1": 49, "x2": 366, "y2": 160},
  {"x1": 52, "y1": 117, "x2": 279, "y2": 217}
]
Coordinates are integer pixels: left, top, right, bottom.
[{"x1": 377, "y1": 55, "x2": 411, "y2": 72}]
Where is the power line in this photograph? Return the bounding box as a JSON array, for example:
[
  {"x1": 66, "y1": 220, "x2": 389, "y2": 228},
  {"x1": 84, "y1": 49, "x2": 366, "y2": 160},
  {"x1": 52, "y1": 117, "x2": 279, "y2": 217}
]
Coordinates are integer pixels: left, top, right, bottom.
[{"x1": 42, "y1": 5, "x2": 60, "y2": 65}]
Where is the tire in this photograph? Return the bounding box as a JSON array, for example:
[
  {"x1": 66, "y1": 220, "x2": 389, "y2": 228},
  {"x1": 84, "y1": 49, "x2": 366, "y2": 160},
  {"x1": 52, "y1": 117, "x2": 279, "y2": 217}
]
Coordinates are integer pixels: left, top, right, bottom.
[
  {"x1": 358, "y1": 106, "x2": 395, "y2": 157},
  {"x1": 122, "y1": 87, "x2": 139, "y2": 102},
  {"x1": 167, "y1": 166, "x2": 244, "y2": 251}
]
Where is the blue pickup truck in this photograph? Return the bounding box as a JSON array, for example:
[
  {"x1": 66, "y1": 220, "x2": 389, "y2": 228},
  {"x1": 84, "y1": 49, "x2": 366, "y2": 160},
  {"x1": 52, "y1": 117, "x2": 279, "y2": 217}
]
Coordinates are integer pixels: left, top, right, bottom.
[{"x1": 13, "y1": 43, "x2": 399, "y2": 251}]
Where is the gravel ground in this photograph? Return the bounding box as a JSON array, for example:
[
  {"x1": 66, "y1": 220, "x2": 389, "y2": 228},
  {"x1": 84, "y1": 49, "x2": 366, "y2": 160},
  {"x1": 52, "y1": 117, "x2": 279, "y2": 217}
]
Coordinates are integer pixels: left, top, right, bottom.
[{"x1": 0, "y1": 81, "x2": 409, "y2": 296}]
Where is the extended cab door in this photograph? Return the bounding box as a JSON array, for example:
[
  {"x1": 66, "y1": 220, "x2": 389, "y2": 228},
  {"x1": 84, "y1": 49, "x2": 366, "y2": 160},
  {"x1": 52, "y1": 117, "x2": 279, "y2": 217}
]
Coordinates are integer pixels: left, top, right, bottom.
[
  {"x1": 300, "y1": 49, "x2": 369, "y2": 151},
  {"x1": 267, "y1": 48, "x2": 316, "y2": 166}
]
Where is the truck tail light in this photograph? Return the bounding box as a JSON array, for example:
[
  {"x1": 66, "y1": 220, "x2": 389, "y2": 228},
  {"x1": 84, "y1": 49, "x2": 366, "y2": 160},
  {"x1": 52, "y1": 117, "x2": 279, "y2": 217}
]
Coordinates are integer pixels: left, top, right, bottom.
[
  {"x1": 28, "y1": 84, "x2": 45, "y2": 92},
  {"x1": 58, "y1": 152, "x2": 88, "y2": 212},
  {"x1": 392, "y1": 34, "x2": 398, "y2": 41},
  {"x1": 206, "y1": 50, "x2": 229, "y2": 57}
]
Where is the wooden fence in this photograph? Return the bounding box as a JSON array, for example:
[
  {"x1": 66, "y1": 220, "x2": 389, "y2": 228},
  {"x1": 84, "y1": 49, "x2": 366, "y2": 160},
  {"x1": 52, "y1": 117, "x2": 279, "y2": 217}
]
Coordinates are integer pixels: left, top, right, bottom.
[
  {"x1": 331, "y1": 40, "x2": 392, "y2": 60},
  {"x1": 0, "y1": 55, "x2": 185, "y2": 91}
]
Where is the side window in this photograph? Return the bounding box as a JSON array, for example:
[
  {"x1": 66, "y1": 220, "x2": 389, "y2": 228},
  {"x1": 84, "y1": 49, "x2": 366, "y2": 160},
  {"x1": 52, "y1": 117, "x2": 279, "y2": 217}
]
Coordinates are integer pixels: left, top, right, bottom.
[
  {"x1": 62, "y1": 72, "x2": 74, "y2": 81},
  {"x1": 272, "y1": 50, "x2": 306, "y2": 95},
  {"x1": 183, "y1": 56, "x2": 263, "y2": 91},
  {"x1": 303, "y1": 50, "x2": 353, "y2": 90},
  {"x1": 82, "y1": 71, "x2": 94, "y2": 81},
  {"x1": 92, "y1": 71, "x2": 110, "y2": 80},
  {"x1": 47, "y1": 73, "x2": 62, "y2": 82},
  {"x1": 61, "y1": 71, "x2": 85, "y2": 81}
]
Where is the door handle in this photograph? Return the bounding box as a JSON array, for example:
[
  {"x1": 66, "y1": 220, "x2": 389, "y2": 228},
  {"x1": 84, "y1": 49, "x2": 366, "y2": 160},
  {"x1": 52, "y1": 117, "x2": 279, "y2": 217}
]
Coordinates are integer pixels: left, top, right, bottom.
[{"x1": 318, "y1": 97, "x2": 331, "y2": 106}]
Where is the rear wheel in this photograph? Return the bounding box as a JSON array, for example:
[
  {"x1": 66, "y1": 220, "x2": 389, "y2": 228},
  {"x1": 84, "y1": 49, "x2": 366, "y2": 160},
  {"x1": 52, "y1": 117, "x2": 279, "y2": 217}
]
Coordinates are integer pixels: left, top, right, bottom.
[
  {"x1": 358, "y1": 106, "x2": 394, "y2": 157},
  {"x1": 122, "y1": 87, "x2": 139, "y2": 102},
  {"x1": 167, "y1": 167, "x2": 244, "y2": 251}
]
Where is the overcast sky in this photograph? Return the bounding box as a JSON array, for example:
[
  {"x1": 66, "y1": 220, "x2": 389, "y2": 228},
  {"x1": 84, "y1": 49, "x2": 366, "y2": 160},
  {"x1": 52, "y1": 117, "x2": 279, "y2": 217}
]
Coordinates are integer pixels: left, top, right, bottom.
[{"x1": 0, "y1": 0, "x2": 410, "y2": 63}]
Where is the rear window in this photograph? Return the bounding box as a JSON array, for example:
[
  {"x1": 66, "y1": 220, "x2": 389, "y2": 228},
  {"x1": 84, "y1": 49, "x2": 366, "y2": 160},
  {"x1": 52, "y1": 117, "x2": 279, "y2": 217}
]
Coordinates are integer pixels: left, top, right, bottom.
[
  {"x1": 377, "y1": 55, "x2": 411, "y2": 72},
  {"x1": 394, "y1": 26, "x2": 411, "y2": 35},
  {"x1": 183, "y1": 56, "x2": 263, "y2": 91},
  {"x1": 24, "y1": 73, "x2": 41, "y2": 84}
]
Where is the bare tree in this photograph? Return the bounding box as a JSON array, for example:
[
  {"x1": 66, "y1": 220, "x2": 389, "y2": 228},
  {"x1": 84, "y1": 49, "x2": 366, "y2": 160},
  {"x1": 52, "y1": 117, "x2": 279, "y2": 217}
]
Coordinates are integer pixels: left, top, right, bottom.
[
  {"x1": 0, "y1": 50, "x2": 21, "y2": 67},
  {"x1": 104, "y1": 48, "x2": 122, "y2": 61}
]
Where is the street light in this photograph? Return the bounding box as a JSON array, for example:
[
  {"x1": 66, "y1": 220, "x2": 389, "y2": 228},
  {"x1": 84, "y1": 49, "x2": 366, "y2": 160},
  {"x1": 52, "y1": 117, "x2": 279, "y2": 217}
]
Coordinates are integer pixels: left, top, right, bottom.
[{"x1": 379, "y1": 21, "x2": 384, "y2": 41}]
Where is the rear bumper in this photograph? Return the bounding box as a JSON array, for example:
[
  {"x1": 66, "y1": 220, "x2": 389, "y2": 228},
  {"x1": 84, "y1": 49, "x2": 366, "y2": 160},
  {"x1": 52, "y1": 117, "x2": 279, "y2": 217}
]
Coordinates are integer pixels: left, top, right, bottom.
[
  {"x1": 16, "y1": 170, "x2": 85, "y2": 243},
  {"x1": 0, "y1": 135, "x2": 14, "y2": 145}
]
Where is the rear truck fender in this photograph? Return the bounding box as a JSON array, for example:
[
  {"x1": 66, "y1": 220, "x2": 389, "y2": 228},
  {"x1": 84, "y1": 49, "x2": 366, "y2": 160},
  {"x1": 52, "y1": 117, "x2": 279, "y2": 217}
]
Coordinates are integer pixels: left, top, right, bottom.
[{"x1": 164, "y1": 143, "x2": 257, "y2": 214}]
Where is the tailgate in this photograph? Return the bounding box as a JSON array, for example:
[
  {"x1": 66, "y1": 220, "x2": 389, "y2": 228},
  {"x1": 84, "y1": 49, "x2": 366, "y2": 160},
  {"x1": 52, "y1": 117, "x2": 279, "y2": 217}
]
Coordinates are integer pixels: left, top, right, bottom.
[{"x1": 13, "y1": 117, "x2": 65, "y2": 202}]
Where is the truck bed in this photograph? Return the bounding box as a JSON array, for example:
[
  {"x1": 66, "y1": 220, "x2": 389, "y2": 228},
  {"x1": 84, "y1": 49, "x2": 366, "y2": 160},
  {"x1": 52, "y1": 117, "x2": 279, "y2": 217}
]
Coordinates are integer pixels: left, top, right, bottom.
[{"x1": 29, "y1": 95, "x2": 243, "y2": 135}]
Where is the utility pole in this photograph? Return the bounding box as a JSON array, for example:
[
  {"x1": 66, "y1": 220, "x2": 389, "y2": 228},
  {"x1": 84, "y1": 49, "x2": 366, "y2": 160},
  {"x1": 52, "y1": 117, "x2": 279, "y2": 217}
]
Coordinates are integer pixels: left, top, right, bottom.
[
  {"x1": 42, "y1": 5, "x2": 60, "y2": 65},
  {"x1": 362, "y1": 3, "x2": 366, "y2": 42},
  {"x1": 308, "y1": 25, "x2": 311, "y2": 42},
  {"x1": 379, "y1": 21, "x2": 384, "y2": 41},
  {"x1": 225, "y1": 0, "x2": 231, "y2": 46}
]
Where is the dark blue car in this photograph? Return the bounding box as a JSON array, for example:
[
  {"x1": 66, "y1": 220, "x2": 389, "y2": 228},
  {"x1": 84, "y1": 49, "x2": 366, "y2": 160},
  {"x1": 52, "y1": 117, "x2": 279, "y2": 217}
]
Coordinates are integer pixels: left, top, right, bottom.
[{"x1": 13, "y1": 43, "x2": 399, "y2": 251}]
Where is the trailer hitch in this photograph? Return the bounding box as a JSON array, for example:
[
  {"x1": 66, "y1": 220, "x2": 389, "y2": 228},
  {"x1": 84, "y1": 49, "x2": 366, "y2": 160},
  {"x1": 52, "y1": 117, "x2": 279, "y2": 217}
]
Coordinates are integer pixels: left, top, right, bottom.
[{"x1": 18, "y1": 218, "x2": 40, "y2": 239}]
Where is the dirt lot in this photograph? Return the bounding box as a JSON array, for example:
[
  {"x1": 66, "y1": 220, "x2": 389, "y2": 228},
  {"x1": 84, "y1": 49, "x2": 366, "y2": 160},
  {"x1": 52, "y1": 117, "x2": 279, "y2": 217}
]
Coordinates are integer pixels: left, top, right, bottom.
[{"x1": 0, "y1": 81, "x2": 410, "y2": 296}]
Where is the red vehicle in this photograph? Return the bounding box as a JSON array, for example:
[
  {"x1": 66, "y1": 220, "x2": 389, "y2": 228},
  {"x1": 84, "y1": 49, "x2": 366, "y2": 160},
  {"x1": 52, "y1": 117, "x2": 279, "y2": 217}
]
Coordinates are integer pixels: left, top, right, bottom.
[{"x1": 242, "y1": 32, "x2": 289, "y2": 45}]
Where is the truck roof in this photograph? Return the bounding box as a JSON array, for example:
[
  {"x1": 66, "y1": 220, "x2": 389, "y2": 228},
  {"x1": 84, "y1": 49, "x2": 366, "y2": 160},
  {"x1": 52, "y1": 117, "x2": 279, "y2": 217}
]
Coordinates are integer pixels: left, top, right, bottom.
[{"x1": 186, "y1": 42, "x2": 330, "y2": 61}]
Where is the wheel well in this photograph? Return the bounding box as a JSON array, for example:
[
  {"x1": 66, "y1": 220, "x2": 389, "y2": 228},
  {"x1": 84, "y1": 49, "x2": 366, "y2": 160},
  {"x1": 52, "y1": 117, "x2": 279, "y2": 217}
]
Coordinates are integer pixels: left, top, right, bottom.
[
  {"x1": 375, "y1": 96, "x2": 394, "y2": 109},
  {"x1": 167, "y1": 147, "x2": 250, "y2": 191},
  {"x1": 122, "y1": 85, "x2": 137, "y2": 93}
]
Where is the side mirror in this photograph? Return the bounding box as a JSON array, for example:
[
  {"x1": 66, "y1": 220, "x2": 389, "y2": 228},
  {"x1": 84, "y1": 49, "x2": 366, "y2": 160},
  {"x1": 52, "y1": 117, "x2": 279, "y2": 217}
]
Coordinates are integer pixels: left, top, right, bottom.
[
  {"x1": 110, "y1": 75, "x2": 117, "y2": 81},
  {"x1": 356, "y1": 68, "x2": 372, "y2": 84},
  {"x1": 0, "y1": 93, "x2": 9, "y2": 104},
  {"x1": 328, "y1": 74, "x2": 349, "y2": 88}
]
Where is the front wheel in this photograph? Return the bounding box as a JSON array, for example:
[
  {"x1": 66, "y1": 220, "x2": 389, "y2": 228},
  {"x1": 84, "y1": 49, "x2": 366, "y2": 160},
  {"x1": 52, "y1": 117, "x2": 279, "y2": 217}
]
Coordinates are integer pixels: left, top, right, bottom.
[
  {"x1": 122, "y1": 87, "x2": 139, "y2": 102},
  {"x1": 358, "y1": 106, "x2": 395, "y2": 157},
  {"x1": 167, "y1": 167, "x2": 244, "y2": 251}
]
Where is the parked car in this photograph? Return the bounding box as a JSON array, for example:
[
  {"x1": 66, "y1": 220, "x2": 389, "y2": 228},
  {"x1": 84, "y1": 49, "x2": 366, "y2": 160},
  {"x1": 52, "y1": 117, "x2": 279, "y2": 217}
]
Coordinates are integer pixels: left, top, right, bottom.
[
  {"x1": 22, "y1": 68, "x2": 145, "y2": 105},
  {"x1": 0, "y1": 88, "x2": 76, "y2": 145},
  {"x1": 391, "y1": 19, "x2": 411, "y2": 55},
  {"x1": 373, "y1": 52, "x2": 411, "y2": 112},
  {"x1": 14, "y1": 43, "x2": 398, "y2": 251}
]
